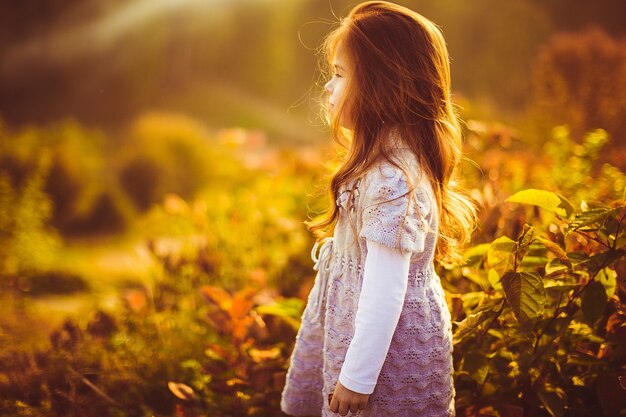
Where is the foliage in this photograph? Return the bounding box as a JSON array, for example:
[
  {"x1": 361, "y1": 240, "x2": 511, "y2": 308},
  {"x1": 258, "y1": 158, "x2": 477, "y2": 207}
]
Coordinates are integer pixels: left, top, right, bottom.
[
  {"x1": 461, "y1": 120, "x2": 626, "y2": 246},
  {"x1": 116, "y1": 112, "x2": 237, "y2": 212},
  {"x1": 448, "y1": 189, "x2": 626, "y2": 417},
  {"x1": 540, "y1": 126, "x2": 625, "y2": 202},
  {"x1": 0, "y1": 117, "x2": 133, "y2": 237},
  {"x1": 0, "y1": 127, "x2": 61, "y2": 277},
  {"x1": 0, "y1": 211, "x2": 307, "y2": 417},
  {"x1": 130, "y1": 141, "x2": 320, "y2": 295},
  {"x1": 1, "y1": 113, "x2": 625, "y2": 417},
  {"x1": 0, "y1": 120, "x2": 326, "y2": 416},
  {"x1": 0, "y1": 299, "x2": 212, "y2": 417}
]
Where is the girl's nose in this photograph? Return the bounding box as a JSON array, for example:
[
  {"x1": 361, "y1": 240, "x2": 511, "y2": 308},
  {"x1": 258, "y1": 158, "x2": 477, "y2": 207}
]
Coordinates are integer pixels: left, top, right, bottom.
[{"x1": 324, "y1": 79, "x2": 333, "y2": 93}]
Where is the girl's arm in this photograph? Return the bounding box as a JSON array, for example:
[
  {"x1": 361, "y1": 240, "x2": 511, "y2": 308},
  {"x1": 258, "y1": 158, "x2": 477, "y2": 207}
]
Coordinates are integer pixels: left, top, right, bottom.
[{"x1": 338, "y1": 239, "x2": 411, "y2": 394}]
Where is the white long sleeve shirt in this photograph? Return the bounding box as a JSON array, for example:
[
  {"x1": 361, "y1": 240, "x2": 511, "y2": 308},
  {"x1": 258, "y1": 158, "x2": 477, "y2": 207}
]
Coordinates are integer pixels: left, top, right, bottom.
[{"x1": 338, "y1": 239, "x2": 412, "y2": 394}]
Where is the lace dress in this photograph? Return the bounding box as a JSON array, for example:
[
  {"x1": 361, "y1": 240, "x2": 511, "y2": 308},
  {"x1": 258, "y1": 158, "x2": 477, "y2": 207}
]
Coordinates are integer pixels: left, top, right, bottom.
[{"x1": 280, "y1": 148, "x2": 456, "y2": 417}]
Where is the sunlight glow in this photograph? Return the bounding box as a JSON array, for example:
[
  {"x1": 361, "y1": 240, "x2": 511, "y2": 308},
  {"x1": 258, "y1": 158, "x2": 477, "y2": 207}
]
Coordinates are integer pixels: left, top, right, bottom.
[{"x1": 3, "y1": 0, "x2": 268, "y2": 74}]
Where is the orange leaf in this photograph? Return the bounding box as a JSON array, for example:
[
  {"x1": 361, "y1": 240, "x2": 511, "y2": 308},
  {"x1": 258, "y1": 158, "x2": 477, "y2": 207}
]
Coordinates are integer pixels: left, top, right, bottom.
[
  {"x1": 125, "y1": 289, "x2": 147, "y2": 312},
  {"x1": 230, "y1": 287, "x2": 257, "y2": 319},
  {"x1": 226, "y1": 377, "x2": 247, "y2": 388},
  {"x1": 250, "y1": 268, "x2": 268, "y2": 286},
  {"x1": 232, "y1": 316, "x2": 254, "y2": 343},
  {"x1": 477, "y1": 406, "x2": 499, "y2": 417},
  {"x1": 168, "y1": 381, "x2": 196, "y2": 401},
  {"x1": 200, "y1": 285, "x2": 232, "y2": 310}
]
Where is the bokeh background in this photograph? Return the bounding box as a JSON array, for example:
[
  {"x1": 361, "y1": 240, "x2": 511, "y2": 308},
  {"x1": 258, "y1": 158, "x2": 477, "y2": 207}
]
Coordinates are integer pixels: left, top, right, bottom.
[{"x1": 1, "y1": 1, "x2": 625, "y2": 416}]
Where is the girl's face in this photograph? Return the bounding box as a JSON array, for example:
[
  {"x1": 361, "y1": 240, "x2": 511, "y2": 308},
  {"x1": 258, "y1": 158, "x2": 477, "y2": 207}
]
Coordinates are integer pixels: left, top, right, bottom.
[{"x1": 324, "y1": 43, "x2": 352, "y2": 128}]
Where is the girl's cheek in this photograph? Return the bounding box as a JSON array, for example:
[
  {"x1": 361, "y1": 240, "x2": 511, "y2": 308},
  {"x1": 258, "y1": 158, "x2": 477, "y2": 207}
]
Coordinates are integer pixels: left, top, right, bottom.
[{"x1": 335, "y1": 86, "x2": 343, "y2": 98}]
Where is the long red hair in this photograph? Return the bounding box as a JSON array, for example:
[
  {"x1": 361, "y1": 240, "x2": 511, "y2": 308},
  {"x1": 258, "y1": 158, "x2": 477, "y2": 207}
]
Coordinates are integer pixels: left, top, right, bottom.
[{"x1": 306, "y1": 1, "x2": 478, "y2": 266}]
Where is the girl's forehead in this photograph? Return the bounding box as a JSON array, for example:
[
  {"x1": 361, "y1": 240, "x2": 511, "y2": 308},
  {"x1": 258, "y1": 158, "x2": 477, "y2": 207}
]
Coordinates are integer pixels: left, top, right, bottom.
[{"x1": 332, "y1": 43, "x2": 348, "y2": 67}]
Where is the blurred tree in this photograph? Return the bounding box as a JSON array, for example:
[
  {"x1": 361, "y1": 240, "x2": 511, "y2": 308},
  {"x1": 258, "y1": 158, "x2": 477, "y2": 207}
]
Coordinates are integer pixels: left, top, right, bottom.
[
  {"x1": 529, "y1": 27, "x2": 626, "y2": 167},
  {"x1": 529, "y1": 0, "x2": 626, "y2": 36},
  {"x1": 409, "y1": 0, "x2": 551, "y2": 113},
  {"x1": 116, "y1": 112, "x2": 234, "y2": 212},
  {"x1": 0, "y1": 0, "x2": 622, "y2": 132}
]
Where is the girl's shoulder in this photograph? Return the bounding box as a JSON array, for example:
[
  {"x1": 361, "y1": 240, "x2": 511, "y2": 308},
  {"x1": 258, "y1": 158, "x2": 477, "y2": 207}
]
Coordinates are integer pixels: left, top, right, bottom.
[
  {"x1": 357, "y1": 151, "x2": 435, "y2": 253},
  {"x1": 362, "y1": 149, "x2": 423, "y2": 193}
]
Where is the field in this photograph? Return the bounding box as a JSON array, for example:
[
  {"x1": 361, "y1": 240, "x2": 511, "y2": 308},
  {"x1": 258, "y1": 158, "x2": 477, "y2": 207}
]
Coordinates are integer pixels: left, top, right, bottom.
[
  {"x1": 1, "y1": 1, "x2": 625, "y2": 416},
  {"x1": 1, "y1": 111, "x2": 625, "y2": 416}
]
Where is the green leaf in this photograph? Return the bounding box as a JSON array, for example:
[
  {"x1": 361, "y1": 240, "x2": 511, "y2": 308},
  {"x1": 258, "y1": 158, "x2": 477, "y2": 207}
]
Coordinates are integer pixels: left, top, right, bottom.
[
  {"x1": 604, "y1": 214, "x2": 621, "y2": 237},
  {"x1": 487, "y1": 329, "x2": 504, "y2": 339},
  {"x1": 488, "y1": 269, "x2": 503, "y2": 291},
  {"x1": 597, "y1": 267, "x2": 617, "y2": 299},
  {"x1": 614, "y1": 234, "x2": 626, "y2": 249},
  {"x1": 546, "y1": 258, "x2": 580, "y2": 277},
  {"x1": 581, "y1": 281, "x2": 607, "y2": 323},
  {"x1": 255, "y1": 298, "x2": 303, "y2": 317},
  {"x1": 255, "y1": 298, "x2": 304, "y2": 330},
  {"x1": 462, "y1": 352, "x2": 490, "y2": 386},
  {"x1": 460, "y1": 291, "x2": 486, "y2": 304},
  {"x1": 555, "y1": 193, "x2": 575, "y2": 217},
  {"x1": 568, "y1": 320, "x2": 604, "y2": 343},
  {"x1": 544, "y1": 278, "x2": 581, "y2": 294},
  {"x1": 506, "y1": 189, "x2": 565, "y2": 216},
  {"x1": 462, "y1": 268, "x2": 490, "y2": 289},
  {"x1": 538, "y1": 383, "x2": 567, "y2": 417},
  {"x1": 453, "y1": 311, "x2": 491, "y2": 344},
  {"x1": 501, "y1": 271, "x2": 546, "y2": 323},
  {"x1": 452, "y1": 297, "x2": 504, "y2": 344},
  {"x1": 463, "y1": 243, "x2": 490, "y2": 265},
  {"x1": 568, "y1": 207, "x2": 619, "y2": 232},
  {"x1": 520, "y1": 255, "x2": 549, "y2": 268},
  {"x1": 566, "y1": 355, "x2": 599, "y2": 366},
  {"x1": 578, "y1": 249, "x2": 626, "y2": 275},
  {"x1": 517, "y1": 224, "x2": 535, "y2": 259},
  {"x1": 488, "y1": 236, "x2": 516, "y2": 275}
]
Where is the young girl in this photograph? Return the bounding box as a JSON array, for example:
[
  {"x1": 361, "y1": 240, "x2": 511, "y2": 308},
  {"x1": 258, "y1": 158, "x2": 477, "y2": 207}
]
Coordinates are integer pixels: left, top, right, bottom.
[{"x1": 281, "y1": 2, "x2": 477, "y2": 416}]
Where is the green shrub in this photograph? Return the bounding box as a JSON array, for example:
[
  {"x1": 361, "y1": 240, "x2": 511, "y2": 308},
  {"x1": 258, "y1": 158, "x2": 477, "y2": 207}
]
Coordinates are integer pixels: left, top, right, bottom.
[
  {"x1": 116, "y1": 112, "x2": 238, "y2": 212},
  {"x1": 0, "y1": 117, "x2": 133, "y2": 237},
  {"x1": 2, "y1": 118, "x2": 624, "y2": 417},
  {"x1": 0, "y1": 141, "x2": 61, "y2": 278},
  {"x1": 447, "y1": 189, "x2": 626, "y2": 417}
]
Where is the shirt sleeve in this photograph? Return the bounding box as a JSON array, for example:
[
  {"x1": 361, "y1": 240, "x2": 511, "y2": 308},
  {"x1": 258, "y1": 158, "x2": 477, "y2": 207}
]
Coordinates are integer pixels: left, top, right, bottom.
[
  {"x1": 338, "y1": 239, "x2": 411, "y2": 394},
  {"x1": 359, "y1": 162, "x2": 431, "y2": 253}
]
